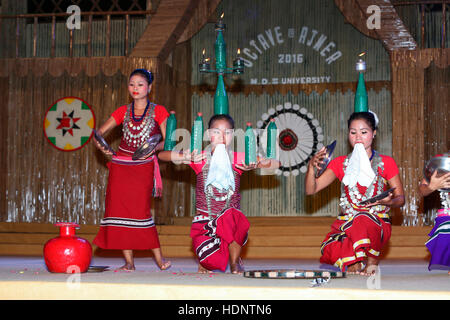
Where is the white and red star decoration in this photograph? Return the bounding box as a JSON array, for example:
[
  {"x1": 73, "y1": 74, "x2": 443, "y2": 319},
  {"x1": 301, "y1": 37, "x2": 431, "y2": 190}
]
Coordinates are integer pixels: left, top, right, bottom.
[
  {"x1": 56, "y1": 110, "x2": 81, "y2": 137},
  {"x1": 43, "y1": 97, "x2": 96, "y2": 151}
]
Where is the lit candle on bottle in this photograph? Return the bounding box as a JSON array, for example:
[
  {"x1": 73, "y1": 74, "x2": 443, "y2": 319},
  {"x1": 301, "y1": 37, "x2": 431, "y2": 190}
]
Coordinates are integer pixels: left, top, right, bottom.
[
  {"x1": 233, "y1": 48, "x2": 244, "y2": 74},
  {"x1": 199, "y1": 48, "x2": 210, "y2": 72},
  {"x1": 356, "y1": 52, "x2": 366, "y2": 72},
  {"x1": 215, "y1": 12, "x2": 225, "y2": 30}
]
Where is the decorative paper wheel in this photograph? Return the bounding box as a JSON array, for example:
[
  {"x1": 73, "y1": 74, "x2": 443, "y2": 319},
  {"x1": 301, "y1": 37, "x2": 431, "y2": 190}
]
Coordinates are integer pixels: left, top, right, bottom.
[
  {"x1": 43, "y1": 97, "x2": 96, "y2": 152},
  {"x1": 257, "y1": 102, "x2": 323, "y2": 176}
]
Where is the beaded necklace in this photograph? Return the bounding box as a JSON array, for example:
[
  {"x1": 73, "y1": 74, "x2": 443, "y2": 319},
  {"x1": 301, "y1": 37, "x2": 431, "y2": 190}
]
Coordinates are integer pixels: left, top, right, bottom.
[
  {"x1": 131, "y1": 100, "x2": 150, "y2": 122},
  {"x1": 122, "y1": 101, "x2": 156, "y2": 148}
]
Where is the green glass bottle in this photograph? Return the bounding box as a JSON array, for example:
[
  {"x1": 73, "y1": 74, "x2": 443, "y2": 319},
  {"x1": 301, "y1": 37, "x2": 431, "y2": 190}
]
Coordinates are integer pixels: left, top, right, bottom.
[
  {"x1": 214, "y1": 29, "x2": 227, "y2": 72},
  {"x1": 245, "y1": 122, "x2": 257, "y2": 165},
  {"x1": 266, "y1": 119, "x2": 277, "y2": 159},
  {"x1": 163, "y1": 111, "x2": 177, "y2": 151},
  {"x1": 214, "y1": 74, "x2": 229, "y2": 115},
  {"x1": 190, "y1": 112, "x2": 204, "y2": 153},
  {"x1": 354, "y1": 72, "x2": 368, "y2": 112},
  {"x1": 213, "y1": 26, "x2": 229, "y2": 115}
]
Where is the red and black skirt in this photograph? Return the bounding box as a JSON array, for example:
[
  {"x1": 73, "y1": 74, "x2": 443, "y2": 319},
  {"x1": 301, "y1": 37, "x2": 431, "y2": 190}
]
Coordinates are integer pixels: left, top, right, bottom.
[
  {"x1": 320, "y1": 212, "x2": 391, "y2": 271},
  {"x1": 93, "y1": 158, "x2": 160, "y2": 250},
  {"x1": 190, "y1": 208, "x2": 250, "y2": 272}
]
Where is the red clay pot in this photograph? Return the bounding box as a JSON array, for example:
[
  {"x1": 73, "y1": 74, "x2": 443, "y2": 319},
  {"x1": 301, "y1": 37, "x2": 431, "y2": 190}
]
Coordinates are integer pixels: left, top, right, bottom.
[{"x1": 43, "y1": 222, "x2": 92, "y2": 273}]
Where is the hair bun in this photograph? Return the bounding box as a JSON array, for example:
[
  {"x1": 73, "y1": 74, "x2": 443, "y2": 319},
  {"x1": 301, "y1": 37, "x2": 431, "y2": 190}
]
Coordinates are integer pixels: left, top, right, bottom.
[{"x1": 130, "y1": 68, "x2": 153, "y2": 84}]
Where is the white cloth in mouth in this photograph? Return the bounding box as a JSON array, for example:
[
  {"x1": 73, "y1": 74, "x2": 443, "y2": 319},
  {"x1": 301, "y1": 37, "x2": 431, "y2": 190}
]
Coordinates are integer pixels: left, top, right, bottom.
[
  {"x1": 205, "y1": 143, "x2": 235, "y2": 192},
  {"x1": 342, "y1": 143, "x2": 375, "y2": 188}
]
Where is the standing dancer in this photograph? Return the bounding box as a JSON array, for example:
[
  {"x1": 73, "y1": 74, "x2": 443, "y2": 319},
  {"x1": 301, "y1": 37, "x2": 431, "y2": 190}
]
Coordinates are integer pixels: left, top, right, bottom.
[
  {"x1": 159, "y1": 114, "x2": 279, "y2": 274},
  {"x1": 305, "y1": 111, "x2": 405, "y2": 275},
  {"x1": 419, "y1": 153, "x2": 450, "y2": 274},
  {"x1": 93, "y1": 69, "x2": 171, "y2": 271}
]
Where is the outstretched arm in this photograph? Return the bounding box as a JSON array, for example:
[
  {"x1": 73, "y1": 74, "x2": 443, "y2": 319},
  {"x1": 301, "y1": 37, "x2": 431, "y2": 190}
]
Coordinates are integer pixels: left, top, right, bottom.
[
  {"x1": 158, "y1": 150, "x2": 206, "y2": 164},
  {"x1": 234, "y1": 157, "x2": 281, "y2": 171}
]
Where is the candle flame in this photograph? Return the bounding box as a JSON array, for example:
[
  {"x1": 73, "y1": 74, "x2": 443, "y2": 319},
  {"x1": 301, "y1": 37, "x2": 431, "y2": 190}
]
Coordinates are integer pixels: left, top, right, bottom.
[
  {"x1": 202, "y1": 48, "x2": 205, "y2": 55},
  {"x1": 220, "y1": 12, "x2": 224, "y2": 19},
  {"x1": 237, "y1": 48, "x2": 241, "y2": 55},
  {"x1": 205, "y1": 58, "x2": 210, "y2": 62},
  {"x1": 358, "y1": 52, "x2": 366, "y2": 57}
]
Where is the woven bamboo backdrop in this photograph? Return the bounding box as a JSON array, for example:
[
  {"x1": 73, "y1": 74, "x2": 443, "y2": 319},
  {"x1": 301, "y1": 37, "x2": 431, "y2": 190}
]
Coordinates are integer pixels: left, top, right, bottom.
[
  {"x1": 23, "y1": 18, "x2": 148, "y2": 58},
  {"x1": 1, "y1": 71, "x2": 131, "y2": 224},
  {"x1": 423, "y1": 61, "x2": 450, "y2": 224},
  {"x1": 0, "y1": 51, "x2": 194, "y2": 225},
  {"x1": 390, "y1": 49, "x2": 450, "y2": 226}
]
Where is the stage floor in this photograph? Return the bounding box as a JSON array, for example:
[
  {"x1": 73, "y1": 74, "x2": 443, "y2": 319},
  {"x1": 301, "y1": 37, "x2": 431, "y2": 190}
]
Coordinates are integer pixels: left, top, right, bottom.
[{"x1": 0, "y1": 256, "x2": 448, "y2": 300}]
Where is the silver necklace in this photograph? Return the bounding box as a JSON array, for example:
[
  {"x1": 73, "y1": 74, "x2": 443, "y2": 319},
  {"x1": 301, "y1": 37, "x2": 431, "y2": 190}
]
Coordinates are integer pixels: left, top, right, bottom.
[
  {"x1": 440, "y1": 191, "x2": 450, "y2": 209},
  {"x1": 202, "y1": 151, "x2": 235, "y2": 217},
  {"x1": 122, "y1": 103, "x2": 156, "y2": 148},
  {"x1": 339, "y1": 151, "x2": 387, "y2": 215}
]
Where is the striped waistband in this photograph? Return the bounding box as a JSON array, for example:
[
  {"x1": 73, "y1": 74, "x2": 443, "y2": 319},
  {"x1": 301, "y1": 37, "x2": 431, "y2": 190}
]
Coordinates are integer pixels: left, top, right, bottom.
[
  {"x1": 338, "y1": 212, "x2": 391, "y2": 222},
  {"x1": 192, "y1": 214, "x2": 216, "y2": 223}
]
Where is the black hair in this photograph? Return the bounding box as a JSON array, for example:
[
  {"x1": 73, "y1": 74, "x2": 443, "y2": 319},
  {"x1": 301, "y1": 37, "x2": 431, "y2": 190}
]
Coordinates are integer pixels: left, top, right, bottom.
[
  {"x1": 129, "y1": 68, "x2": 154, "y2": 84},
  {"x1": 208, "y1": 114, "x2": 235, "y2": 129},
  {"x1": 347, "y1": 112, "x2": 377, "y2": 131}
]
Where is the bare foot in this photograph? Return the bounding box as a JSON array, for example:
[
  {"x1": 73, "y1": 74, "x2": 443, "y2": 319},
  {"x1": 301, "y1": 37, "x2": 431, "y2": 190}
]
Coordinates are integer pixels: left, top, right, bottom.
[
  {"x1": 198, "y1": 264, "x2": 213, "y2": 274},
  {"x1": 346, "y1": 261, "x2": 365, "y2": 275},
  {"x1": 116, "y1": 263, "x2": 135, "y2": 272},
  {"x1": 151, "y1": 248, "x2": 171, "y2": 270},
  {"x1": 230, "y1": 258, "x2": 244, "y2": 274},
  {"x1": 157, "y1": 260, "x2": 172, "y2": 270},
  {"x1": 359, "y1": 257, "x2": 379, "y2": 276}
]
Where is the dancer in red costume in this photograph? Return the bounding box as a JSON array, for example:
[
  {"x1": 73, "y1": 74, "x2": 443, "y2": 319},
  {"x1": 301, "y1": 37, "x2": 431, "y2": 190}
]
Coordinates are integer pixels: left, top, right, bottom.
[
  {"x1": 93, "y1": 69, "x2": 171, "y2": 271},
  {"x1": 305, "y1": 112, "x2": 405, "y2": 275},
  {"x1": 159, "y1": 114, "x2": 279, "y2": 274}
]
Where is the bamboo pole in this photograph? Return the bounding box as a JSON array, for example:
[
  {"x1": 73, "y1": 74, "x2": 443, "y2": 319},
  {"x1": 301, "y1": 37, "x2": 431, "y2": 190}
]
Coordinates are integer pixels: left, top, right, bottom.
[
  {"x1": 15, "y1": 17, "x2": 19, "y2": 58},
  {"x1": 442, "y1": 3, "x2": 447, "y2": 49},
  {"x1": 33, "y1": 17, "x2": 38, "y2": 57},
  {"x1": 69, "y1": 29, "x2": 73, "y2": 58},
  {"x1": 87, "y1": 15, "x2": 93, "y2": 57},
  {"x1": 51, "y1": 16, "x2": 56, "y2": 58},
  {"x1": 125, "y1": 14, "x2": 130, "y2": 56},
  {"x1": 106, "y1": 15, "x2": 111, "y2": 57},
  {"x1": 421, "y1": 4, "x2": 425, "y2": 49},
  {"x1": 0, "y1": 11, "x2": 155, "y2": 19}
]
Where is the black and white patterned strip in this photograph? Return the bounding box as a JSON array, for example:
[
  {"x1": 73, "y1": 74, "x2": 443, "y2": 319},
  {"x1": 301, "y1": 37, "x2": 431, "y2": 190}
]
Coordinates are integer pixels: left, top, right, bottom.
[
  {"x1": 192, "y1": 214, "x2": 212, "y2": 224},
  {"x1": 100, "y1": 217, "x2": 155, "y2": 228},
  {"x1": 196, "y1": 237, "x2": 221, "y2": 262}
]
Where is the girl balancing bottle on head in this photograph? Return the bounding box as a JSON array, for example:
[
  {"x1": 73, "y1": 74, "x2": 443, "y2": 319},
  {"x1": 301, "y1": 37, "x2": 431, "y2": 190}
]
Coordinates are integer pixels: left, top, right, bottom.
[
  {"x1": 92, "y1": 68, "x2": 171, "y2": 271},
  {"x1": 305, "y1": 111, "x2": 405, "y2": 275},
  {"x1": 159, "y1": 114, "x2": 280, "y2": 274}
]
